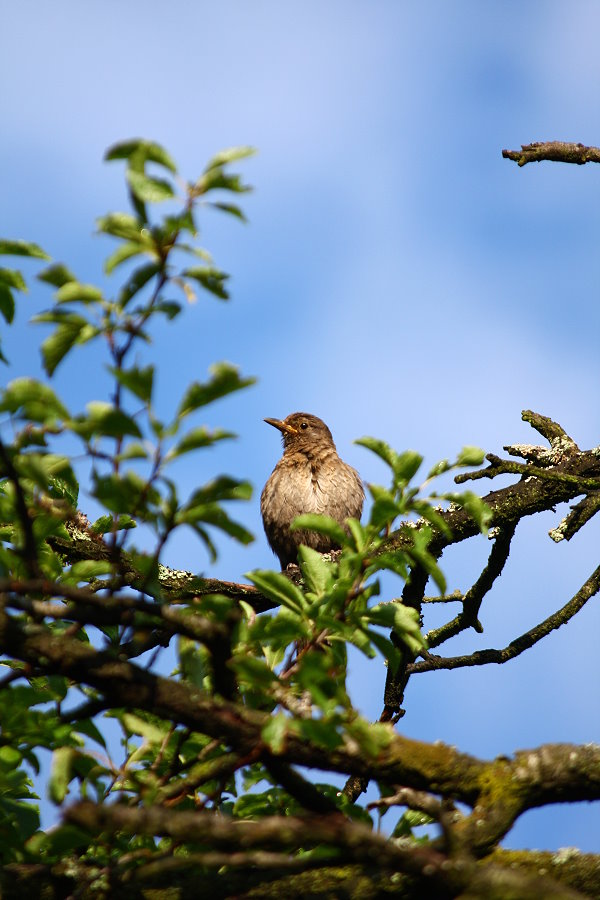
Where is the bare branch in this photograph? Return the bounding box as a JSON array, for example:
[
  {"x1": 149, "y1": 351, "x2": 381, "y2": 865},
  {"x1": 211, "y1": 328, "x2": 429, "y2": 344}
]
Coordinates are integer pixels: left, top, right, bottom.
[
  {"x1": 408, "y1": 564, "x2": 600, "y2": 675},
  {"x1": 502, "y1": 141, "x2": 600, "y2": 167},
  {"x1": 426, "y1": 521, "x2": 517, "y2": 648}
]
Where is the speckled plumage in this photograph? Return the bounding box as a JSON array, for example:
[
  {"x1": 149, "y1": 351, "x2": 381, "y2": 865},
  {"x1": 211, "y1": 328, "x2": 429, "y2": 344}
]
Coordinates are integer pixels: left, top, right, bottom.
[{"x1": 260, "y1": 412, "x2": 364, "y2": 569}]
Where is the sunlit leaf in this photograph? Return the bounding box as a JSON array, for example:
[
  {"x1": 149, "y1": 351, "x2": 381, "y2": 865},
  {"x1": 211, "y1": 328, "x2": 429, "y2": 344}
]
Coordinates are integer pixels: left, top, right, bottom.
[
  {"x1": 261, "y1": 713, "x2": 288, "y2": 754},
  {"x1": 0, "y1": 239, "x2": 49, "y2": 259},
  {"x1": 118, "y1": 262, "x2": 161, "y2": 308},
  {"x1": 96, "y1": 212, "x2": 149, "y2": 242},
  {"x1": 55, "y1": 282, "x2": 103, "y2": 305},
  {"x1": 41, "y1": 317, "x2": 96, "y2": 376},
  {"x1": 108, "y1": 364, "x2": 154, "y2": 403},
  {"x1": 37, "y1": 263, "x2": 77, "y2": 287},
  {"x1": 48, "y1": 747, "x2": 75, "y2": 804},
  {"x1": 182, "y1": 266, "x2": 229, "y2": 300},
  {"x1": 290, "y1": 514, "x2": 351, "y2": 548},
  {"x1": 91, "y1": 513, "x2": 137, "y2": 534},
  {"x1": 104, "y1": 240, "x2": 151, "y2": 275},
  {"x1": 167, "y1": 426, "x2": 234, "y2": 460},
  {"x1": 0, "y1": 268, "x2": 26, "y2": 291},
  {"x1": 204, "y1": 146, "x2": 256, "y2": 171},
  {"x1": 178, "y1": 363, "x2": 255, "y2": 417},
  {"x1": 456, "y1": 446, "x2": 486, "y2": 468},
  {"x1": 105, "y1": 138, "x2": 177, "y2": 173},
  {"x1": 246, "y1": 570, "x2": 307, "y2": 614},
  {"x1": 126, "y1": 169, "x2": 175, "y2": 203},
  {"x1": 0, "y1": 377, "x2": 69, "y2": 421}
]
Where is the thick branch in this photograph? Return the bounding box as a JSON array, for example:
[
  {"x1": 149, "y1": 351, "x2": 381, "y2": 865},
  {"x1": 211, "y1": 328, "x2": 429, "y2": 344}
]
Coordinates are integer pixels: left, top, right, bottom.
[
  {"x1": 502, "y1": 141, "x2": 600, "y2": 167},
  {"x1": 49, "y1": 412, "x2": 600, "y2": 619},
  {"x1": 65, "y1": 800, "x2": 452, "y2": 880},
  {"x1": 1, "y1": 605, "x2": 599, "y2": 821}
]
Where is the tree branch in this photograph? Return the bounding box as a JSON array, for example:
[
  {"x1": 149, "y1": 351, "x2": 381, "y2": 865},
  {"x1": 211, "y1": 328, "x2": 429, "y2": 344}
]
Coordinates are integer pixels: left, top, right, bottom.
[
  {"x1": 407, "y1": 563, "x2": 600, "y2": 674},
  {"x1": 502, "y1": 141, "x2": 600, "y2": 167}
]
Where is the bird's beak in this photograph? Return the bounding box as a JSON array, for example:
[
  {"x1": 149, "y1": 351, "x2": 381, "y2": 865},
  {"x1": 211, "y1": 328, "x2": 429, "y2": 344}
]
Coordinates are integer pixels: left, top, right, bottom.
[{"x1": 264, "y1": 417, "x2": 298, "y2": 435}]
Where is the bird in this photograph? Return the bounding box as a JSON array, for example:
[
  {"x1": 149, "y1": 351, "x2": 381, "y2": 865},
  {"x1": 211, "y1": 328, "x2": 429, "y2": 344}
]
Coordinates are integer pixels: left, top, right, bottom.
[{"x1": 260, "y1": 412, "x2": 365, "y2": 569}]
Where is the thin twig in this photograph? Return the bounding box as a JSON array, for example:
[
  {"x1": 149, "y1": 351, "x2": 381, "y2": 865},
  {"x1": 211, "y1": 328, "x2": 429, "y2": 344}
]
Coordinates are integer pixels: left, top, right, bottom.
[
  {"x1": 407, "y1": 564, "x2": 600, "y2": 674},
  {"x1": 426, "y1": 521, "x2": 517, "y2": 648}
]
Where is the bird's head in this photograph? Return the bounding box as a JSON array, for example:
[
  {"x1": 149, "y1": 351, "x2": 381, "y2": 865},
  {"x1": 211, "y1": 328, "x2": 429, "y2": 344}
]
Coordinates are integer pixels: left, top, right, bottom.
[{"x1": 264, "y1": 412, "x2": 335, "y2": 454}]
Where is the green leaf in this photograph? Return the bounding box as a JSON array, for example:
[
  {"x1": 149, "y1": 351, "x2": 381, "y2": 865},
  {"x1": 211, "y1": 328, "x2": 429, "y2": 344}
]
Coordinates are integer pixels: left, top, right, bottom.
[
  {"x1": 186, "y1": 476, "x2": 252, "y2": 505},
  {"x1": 297, "y1": 545, "x2": 333, "y2": 596},
  {"x1": 48, "y1": 747, "x2": 74, "y2": 804},
  {"x1": 0, "y1": 239, "x2": 49, "y2": 259},
  {"x1": 0, "y1": 377, "x2": 69, "y2": 421},
  {"x1": 247, "y1": 570, "x2": 307, "y2": 614},
  {"x1": 368, "y1": 601, "x2": 424, "y2": 638},
  {"x1": 41, "y1": 317, "x2": 88, "y2": 375},
  {"x1": 96, "y1": 212, "x2": 148, "y2": 242},
  {"x1": 37, "y1": 263, "x2": 77, "y2": 287},
  {"x1": 154, "y1": 300, "x2": 182, "y2": 320},
  {"x1": 168, "y1": 426, "x2": 234, "y2": 459},
  {"x1": 366, "y1": 551, "x2": 408, "y2": 580},
  {"x1": 179, "y1": 636, "x2": 211, "y2": 689},
  {"x1": 126, "y1": 170, "x2": 175, "y2": 203},
  {"x1": 355, "y1": 436, "x2": 400, "y2": 470},
  {"x1": 196, "y1": 170, "x2": 251, "y2": 195},
  {"x1": 456, "y1": 446, "x2": 486, "y2": 467},
  {"x1": 290, "y1": 514, "x2": 351, "y2": 548},
  {"x1": 180, "y1": 503, "x2": 254, "y2": 545},
  {"x1": 393, "y1": 450, "x2": 424, "y2": 483},
  {"x1": 178, "y1": 363, "x2": 255, "y2": 417},
  {"x1": 232, "y1": 655, "x2": 277, "y2": 688},
  {"x1": 439, "y1": 491, "x2": 492, "y2": 533},
  {"x1": 104, "y1": 240, "x2": 150, "y2": 275},
  {"x1": 118, "y1": 262, "x2": 161, "y2": 308},
  {"x1": 368, "y1": 493, "x2": 402, "y2": 530},
  {"x1": 295, "y1": 718, "x2": 345, "y2": 751},
  {"x1": 208, "y1": 202, "x2": 248, "y2": 222},
  {"x1": 105, "y1": 139, "x2": 177, "y2": 173},
  {"x1": 48, "y1": 471, "x2": 79, "y2": 505},
  {"x1": 117, "y1": 442, "x2": 149, "y2": 461},
  {"x1": 0, "y1": 285, "x2": 15, "y2": 324},
  {"x1": 62, "y1": 559, "x2": 114, "y2": 584},
  {"x1": 204, "y1": 146, "x2": 256, "y2": 171},
  {"x1": 15, "y1": 452, "x2": 76, "y2": 495},
  {"x1": 407, "y1": 528, "x2": 447, "y2": 595},
  {"x1": 357, "y1": 438, "x2": 423, "y2": 484},
  {"x1": 55, "y1": 282, "x2": 103, "y2": 305},
  {"x1": 108, "y1": 365, "x2": 154, "y2": 403},
  {"x1": 77, "y1": 401, "x2": 142, "y2": 439},
  {"x1": 0, "y1": 746, "x2": 22, "y2": 770},
  {"x1": 91, "y1": 513, "x2": 137, "y2": 534},
  {"x1": 365, "y1": 630, "x2": 402, "y2": 669},
  {"x1": 182, "y1": 266, "x2": 229, "y2": 300},
  {"x1": 426, "y1": 459, "x2": 451, "y2": 479},
  {"x1": 120, "y1": 712, "x2": 166, "y2": 745},
  {"x1": 93, "y1": 471, "x2": 155, "y2": 515},
  {"x1": 261, "y1": 713, "x2": 288, "y2": 754},
  {"x1": 345, "y1": 517, "x2": 368, "y2": 551},
  {"x1": 0, "y1": 268, "x2": 26, "y2": 291}
]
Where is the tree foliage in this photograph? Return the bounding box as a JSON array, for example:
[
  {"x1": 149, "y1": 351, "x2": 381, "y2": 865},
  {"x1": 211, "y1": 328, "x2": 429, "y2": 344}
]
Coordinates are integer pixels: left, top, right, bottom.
[{"x1": 0, "y1": 140, "x2": 598, "y2": 899}]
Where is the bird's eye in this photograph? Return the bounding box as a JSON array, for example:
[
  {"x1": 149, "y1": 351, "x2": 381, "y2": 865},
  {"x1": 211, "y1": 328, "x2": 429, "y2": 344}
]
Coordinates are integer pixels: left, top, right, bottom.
[{"x1": 300, "y1": 422, "x2": 308, "y2": 430}]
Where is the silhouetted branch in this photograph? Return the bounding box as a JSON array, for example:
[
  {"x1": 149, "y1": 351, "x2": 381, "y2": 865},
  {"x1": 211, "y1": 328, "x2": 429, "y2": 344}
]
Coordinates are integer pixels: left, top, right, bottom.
[{"x1": 408, "y1": 564, "x2": 600, "y2": 675}]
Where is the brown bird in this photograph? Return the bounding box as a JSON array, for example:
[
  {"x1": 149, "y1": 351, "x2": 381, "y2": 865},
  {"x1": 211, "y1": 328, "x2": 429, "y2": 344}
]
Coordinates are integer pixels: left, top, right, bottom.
[{"x1": 261, "y1": 412, "x2": 364, "y2": 569}]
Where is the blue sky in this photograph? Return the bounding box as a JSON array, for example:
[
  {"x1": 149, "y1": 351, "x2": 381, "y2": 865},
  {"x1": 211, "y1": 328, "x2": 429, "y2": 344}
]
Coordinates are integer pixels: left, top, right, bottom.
[{"x1": 2, "y1": 1, "x2": 600, "y2": 849}]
